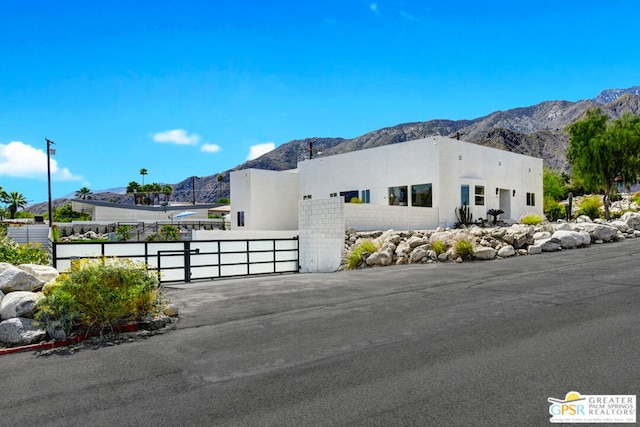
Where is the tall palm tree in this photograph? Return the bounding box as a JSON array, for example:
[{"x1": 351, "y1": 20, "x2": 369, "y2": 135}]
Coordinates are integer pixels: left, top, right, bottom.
[
  {"x1": 6, "y1": 191, "x2": 27, "y2": 219},
  {"x1": 75, "y1": 187, "x2": 93, "y2": 200},
  {"x1": 139, "y1": 168, "x2": 148, "y2": 186},
  {"x1": 217, "y1": 173, "x2": 224, "y2": 201},
  {"x1": 0, "y1": 185, "x2": 7, "y2": 202}
]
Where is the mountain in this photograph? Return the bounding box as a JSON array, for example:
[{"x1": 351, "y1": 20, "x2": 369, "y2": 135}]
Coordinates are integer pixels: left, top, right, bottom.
[{"x1": 28, "y1": 86, "x2": 640, "y2": 213}]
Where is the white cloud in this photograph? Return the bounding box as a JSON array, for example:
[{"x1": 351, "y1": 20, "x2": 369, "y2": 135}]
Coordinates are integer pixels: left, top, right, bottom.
[
  {"x1": 0, "y1": 141, "x2": 81, "y2": 181},
  {"x1": 152, "y1": 129, "x2": 201, "y2": 145},
  {"x1": 201, "y1": 143, "x2": 221, "y2": 153},
  {"x1": 247, "y1": 142, "x2": 275, "y2": 160}
]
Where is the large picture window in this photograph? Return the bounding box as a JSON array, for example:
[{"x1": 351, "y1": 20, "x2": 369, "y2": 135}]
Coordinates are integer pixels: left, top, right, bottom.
[
  {"x1": 411, "y1": 184, "x2": 432, "y2": 207},
  {"x1": 388, "y1": 186, "x2": 408, "y2": 206},
  {"x1": 340, "y1": 190, "x2": 359, "y2": 203}
]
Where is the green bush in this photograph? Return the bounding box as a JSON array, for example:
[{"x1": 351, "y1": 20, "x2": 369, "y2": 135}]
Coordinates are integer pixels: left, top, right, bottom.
[
  {"x1": 35, "y1": 257, "x2": 161, "y2": 334},
  {"x1": 159, "y1": 225, "x2": 179, "y2": 241},
  {"x1": 543, "y1": 197, "x2": 565, "y2": 222},
  {"x1": 346, "y1": 240, "x2": 378, "y2": 269},
  {"x1": 576, "y1": 195, "x2": 603, "y2": 219},
  {"x1": 115, "y1": 225, "x2": 131, "y2": 241},
  {"x1": 520, "y1": 213, "x2": 544, "y2": 225},
  {"x1": 0, "y1": 235, "x2": 49, "y2": 265},
  {"x1": 350, "y1": 197, "x2": 363, "y2": 204},
  {"x1": 431, "y1": 240, "x2": 446, "y2": 255},
  {"x1": 453, "y1": 239, "x2": 474, "y2": 260},
  {"x1": 632, "y1": 192, "x2": 640, "y2": 205}
]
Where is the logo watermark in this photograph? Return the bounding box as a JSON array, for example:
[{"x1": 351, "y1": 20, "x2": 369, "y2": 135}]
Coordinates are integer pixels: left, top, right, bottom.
[{"x1": 548, "y1": 391, "x2": 636, "y2": 423}]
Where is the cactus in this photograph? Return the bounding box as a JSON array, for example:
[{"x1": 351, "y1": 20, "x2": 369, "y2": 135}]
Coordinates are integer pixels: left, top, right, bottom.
[
  {"x1": 455, "y1": 204, "x2": 473, "y2": 228},
  {"x1": 566, "y1": 192, "x2": 573, "y2": 221}
]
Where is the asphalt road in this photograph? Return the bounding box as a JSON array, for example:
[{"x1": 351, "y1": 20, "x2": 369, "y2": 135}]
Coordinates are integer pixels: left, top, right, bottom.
[{"x1": 1, "y1": 239, "x2": 639, "y2": 426}]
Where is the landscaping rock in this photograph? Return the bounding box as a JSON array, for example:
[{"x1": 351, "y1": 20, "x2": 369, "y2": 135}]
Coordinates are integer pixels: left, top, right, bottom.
[
  {"x1": 164, "y1": 304, "x2": 179, "y2": 317},
  {"x1": 497, "y1": 245, "x2": 516, "y2": 257},
  {"x1": 531, "y1": 237, "x2": 562, "y2": 252},
  {"x1": 620, "y1": 211, "x2": 640, "y2": 230},
  {"x1": 574, "y1": 223, "x2": 618, "y2": 242},
  {"x1": 0, "y1": 262, "x2": 42, "y2": 293},
  {"x1": 0, "y1": 317, "x2": 46, "y2": 346},
  {"x1": 409, "y1": 247, "x2": 428, "y2": 263},
  {"x1": 0, "y1": 291, "x2": 42, "y2": 320},
  {"x1": 17, "y1": 264, "x2": 59, "y2": 284},
  {"x1": 528, "y1": 245, "x2": 542, "y2": 255},
  {"x1": 474, "y1": 247, "x2": 497, "y2": 260},
  {"x1": 552, "y1": 230, "x2": 590, "y2": 249}
]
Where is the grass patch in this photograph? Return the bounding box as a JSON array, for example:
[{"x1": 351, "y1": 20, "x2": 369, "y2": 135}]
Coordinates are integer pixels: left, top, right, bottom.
[
  {"x1": 431, "y1": 240, "x2": 446, "y2": 255},
  {"x1": 520, "y1": 213, "x2": 544, "y2": 225},
  {"x1": 453, "y1": 239, "x2": 474, "y2": 260},
  {"x1": 346, "y1": 240, "x2": 378, "y2": 269}
]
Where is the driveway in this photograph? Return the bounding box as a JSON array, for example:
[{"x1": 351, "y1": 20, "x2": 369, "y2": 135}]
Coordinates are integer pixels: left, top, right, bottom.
[{"x1": 1, "y1": 239, "x2": 639, "y2": 426}]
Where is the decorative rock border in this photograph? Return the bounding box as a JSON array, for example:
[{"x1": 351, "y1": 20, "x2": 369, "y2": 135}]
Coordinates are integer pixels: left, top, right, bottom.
[{"x1": 342, "y1": 212, "x2": 640, "y2": 269}]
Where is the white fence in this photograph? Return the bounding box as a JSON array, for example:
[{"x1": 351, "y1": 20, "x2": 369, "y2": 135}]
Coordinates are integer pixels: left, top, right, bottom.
[{"x1": 53, "y1": 238, "x2": 299, "y2": 283}]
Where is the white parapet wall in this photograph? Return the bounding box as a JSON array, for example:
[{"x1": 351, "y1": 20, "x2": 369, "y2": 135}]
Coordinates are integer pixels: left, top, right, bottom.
[
  {"x1": 298, "y1": 197, "x2": 345, "y2": 273},
  {"x1": 191, "y1": 229, "x2": 299, "y2": 240},
  {"x1": 344, "y1": 203, "x2": 440, "y2": 231}
]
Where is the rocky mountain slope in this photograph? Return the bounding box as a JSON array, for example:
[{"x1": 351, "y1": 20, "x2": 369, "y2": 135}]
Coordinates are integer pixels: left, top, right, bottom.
[{"x1": 29, "y1": 87, "x2": 640, "y2": 212}]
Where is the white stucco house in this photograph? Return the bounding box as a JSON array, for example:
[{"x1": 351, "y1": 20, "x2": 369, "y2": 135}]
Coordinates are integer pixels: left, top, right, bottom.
[{"x1": 230, "y1": 136, "x2": 543, "y2": 232}]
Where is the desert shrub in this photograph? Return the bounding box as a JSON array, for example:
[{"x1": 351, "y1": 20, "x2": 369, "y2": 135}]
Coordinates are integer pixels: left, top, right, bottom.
[
  {"x1": 576, "y1": 195, "x2": 603, "y2": 219},
  {"x1": 159, "y1": 225, "x2": 179, "y2": 241},
  {"x1": 0, "y1": 235, "x2": 49, "y2": 265},
  {"x1": 35, "y1": 257, "x2": 160, "y2": 334},
  {"x1": 520, "y1": 213, "x2": 544, "y2": 225},
  {"x1": 350, "y1": 197, "x2": 363, "y2": 204},
  {"x1": 115, "y1": 225, "x2": 131, "y2": 241},
  {"x1": 543, "y1": 197, "x2": 565, "y2": 222},
  {"x1": 632, "y1": 192, "x2": 640, "y2": 205},
  {"x1": 431, "y1": 239, "x2": 446, "y2": 255},
  {"x1": 453, "y1": 239, "x2": 474, "y2": 260},
  {"x1": 346, "y1": 240, "x2": 378, "y2": 269}
]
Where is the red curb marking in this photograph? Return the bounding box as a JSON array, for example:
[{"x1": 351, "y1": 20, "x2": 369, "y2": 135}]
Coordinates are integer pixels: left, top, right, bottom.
[{"x1": 0, "y1": 322, "x2": 141, "y2": 356}]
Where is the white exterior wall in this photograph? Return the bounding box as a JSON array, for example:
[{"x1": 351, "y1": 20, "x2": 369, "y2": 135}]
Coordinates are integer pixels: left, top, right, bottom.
[
  {"x1": 71, "y1": 202, "x2": 211, "y2": 222},
  {"x1": 298, "y1": 198, "x2": 344, "y2": 273},
  {"x1": 230, "y1": 169, "x2": 299, "y2": 230},
  {"x1": 344, "y1": 203, "x2": 439, "y2": 231},
  {"x1": 437, "y1": 138, "x2": 543, "y2": 226}
]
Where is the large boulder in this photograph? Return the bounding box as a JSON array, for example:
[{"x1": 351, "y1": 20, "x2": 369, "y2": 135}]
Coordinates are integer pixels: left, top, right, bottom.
[
  {"x1": 552, "y1": 230, "x2": 590, "y2": 249},
  {"x1": 497, "y1": 245, "x2": 516, "y2": 257},
  {"x1": 0, "y1": 317, "x2": 46, "y2": 346},
  {"x1": 17, "y1": 264, "x2": 59, "y2": 284},
  {"x1": 531, "y1": 237, "x2": 562, "y2": 252},
  {"x1": 474, "y1": 247, "x2": 497, "y2": 260},
  {"x1": 409, "y1": 247, "x2": 428, "y2": 263},
  {"x1": 619, "y1": 211, "x2": 640, "y2": 230},
  {"x1": 0, "y1": 262, "x2": 43, "y2": 293},
  {"x1": 0, "y1": 291, "x2": 42, "y2": 320},
  {"x1": 574, "y1": 223, "x2": 618, "y2": 242}
]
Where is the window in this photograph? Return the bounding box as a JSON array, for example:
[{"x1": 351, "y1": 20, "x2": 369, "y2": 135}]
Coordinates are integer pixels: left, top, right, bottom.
[
  {"x1": 411, "y1": 184, "x2": 432, "y2": 207},
  {"x1": 360, "y1": 189, "x2": 370, "y2": 204},
  {"x1": 330, "y1": 193, "x2": 337, "y2": 197},
  {"x1": 527, "y1": 192, "x2": 536, "y2": 206},
  {"x1": 388, "y1": 186, "x2": 408, "y2": 206},
  {"x1": 237, "y1": 211, "x2": 245, "y2": 227},
  {"x1": 303, "y1": 195, "x2": 312, "y2": 200},
  {"x1": 461, "y1": 185, "x2": 470, "y2": 206},
  {"x1": 340, "y1": 190, "x2": 359, "y2": 203},
  {"x1": 474, "y1": 185, "x2": 485, "y2": 206}
]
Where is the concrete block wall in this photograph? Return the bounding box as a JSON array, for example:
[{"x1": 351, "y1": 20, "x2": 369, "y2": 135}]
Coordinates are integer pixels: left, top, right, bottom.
[
  {"x1": 298, "y1": 198, "x2": 345, "y2": 273},
  {"x1": 344, "y1": 204, "x2": 441, "y2": 231}
]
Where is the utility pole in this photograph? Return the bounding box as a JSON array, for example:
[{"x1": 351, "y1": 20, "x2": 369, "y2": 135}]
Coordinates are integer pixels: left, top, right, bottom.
[
  {"x1": 45, "y1": 138, "x2": 55, "y2": 227},
  {"x1": 192, "y1": 176, "x2": 196, "y2": 204}
]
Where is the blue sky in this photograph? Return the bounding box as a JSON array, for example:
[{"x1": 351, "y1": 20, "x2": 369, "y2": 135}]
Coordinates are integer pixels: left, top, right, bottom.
[{"x1": 1, "y1": 1, "x2": 639, "y2": 204}]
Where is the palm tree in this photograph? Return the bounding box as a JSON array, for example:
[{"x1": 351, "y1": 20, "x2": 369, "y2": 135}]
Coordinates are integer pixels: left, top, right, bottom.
[
  {"x1": 217, "y1": 173, "x2": 224, "y2": 202},
  {"x1": 139, "y1": 168, "x2": 148, "y2": 186},
  {"x1": 162, "y1": 184, "x2": 173, "y2": 202},
  {"x1": 75, "y1": 187, "x2": 93, "y2": 200},
  {"x1": 0, "y1": 185, "x2": 7, "y2": 202},
  {"x1": 6, "y1": 191, "x2": 27, "y2": 219}
]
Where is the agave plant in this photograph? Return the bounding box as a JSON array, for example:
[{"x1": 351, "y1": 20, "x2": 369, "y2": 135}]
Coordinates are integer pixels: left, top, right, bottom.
[{"x1": 487, "y1": 208, "x2": 505, "y2": 225}]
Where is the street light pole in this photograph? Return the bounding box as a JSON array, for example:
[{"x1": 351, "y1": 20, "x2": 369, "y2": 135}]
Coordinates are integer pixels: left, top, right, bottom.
[{"x1": 45, "y1": 138, "x2": 55, "y2": 227}]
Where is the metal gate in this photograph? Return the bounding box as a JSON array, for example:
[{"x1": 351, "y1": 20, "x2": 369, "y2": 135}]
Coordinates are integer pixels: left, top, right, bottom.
[{"x1": 53, "y1": 237, "x2": 299, "y2": 283}]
